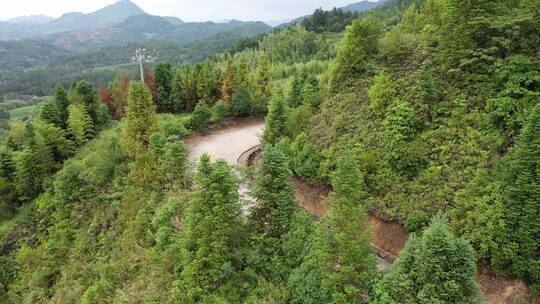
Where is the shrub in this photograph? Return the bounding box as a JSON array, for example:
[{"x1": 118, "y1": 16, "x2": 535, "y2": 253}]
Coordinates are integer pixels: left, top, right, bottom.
[{"x1": 189, "y1": 103, "x2": 212, "y2": 131}]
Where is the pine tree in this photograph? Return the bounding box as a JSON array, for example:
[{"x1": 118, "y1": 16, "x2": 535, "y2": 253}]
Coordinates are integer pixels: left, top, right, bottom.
[
  {"x1": 288, "y1": 71, "x2": 307, "y2": 108},
  {"x1": 221, "y1": 59, "x2": 236, "y2": 108},
  {"x1": 13, "y1": 124, "x2": 46, "y2": 201},
  {"x1": 39, "y1": 101, "x2": 61, "y2": 127},
  {"x1": 374, "y1": 214, "x2": 484, "y2": 304},
  {"x1": 257, "y1": 55, "x2": 272, "y2": 97},
  {"x1": 235, "y1": 58, "x2": 249, "y2": 88},
  {"x1": 300, "y1": 80, "x2": 322, "y2": 109},
  {"x1": 123, "y1": 82, "x2": 158, "y2": 156},
  {"x1": 493, "y1": 102, "x2": 540, "y2": 291},
  {"x1": 67, "y1": 103, "x2": 94, "y2": 147},
  {"x1": 173, "y1": 65, "x2": 197, "y2": 112},
  {"x1": 70, "y1": 80, "x2": 96, "y2": 106},
  {"x1": 54, "y1": 83, "x2": 69, "y2": 128},
  {"x1": 34, "y1": 121, "x2": 75, "y2": 165},
  {"x1": 175, "y1": 155, "x2": 241, "y2": 302},
  {"x1": 249, "y1": 146, "x2": 297, "y2": 277},
  {"x1": 196, "y1": 63, "x2": 211, "y2": 104},
  {"x1": 231, "y1": 86, "x2": 252, "y2": 117},
  {"x1": 290, "y1": 150, "x2": 374, "y2": 304},
  {"x1": 439, "y1": 0, "x2": 499, "y2": 74},
  {"x1": 154, "y1": 61, "x2": 174, "y2": 112},
  {"x1": 289, "y1": 133, "x2": 322, "y2": 183},
  {"x1": 0, "y1": 146, "x2": 15, "y2": 182},
  {"x1": 160, "y1": 140, "x2": 189, "y2": 188},
  {"x1": 263, "y1": 89, "x2": 287, "y2": 145},
  {"x1": 323, "y1": 149, "x2": 375, "y2": 303}
]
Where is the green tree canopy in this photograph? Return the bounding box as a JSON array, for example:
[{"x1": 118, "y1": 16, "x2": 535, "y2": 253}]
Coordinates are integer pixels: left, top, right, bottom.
[{"x1": 374, "y1": 214, "x2": 483, "y2": 304}]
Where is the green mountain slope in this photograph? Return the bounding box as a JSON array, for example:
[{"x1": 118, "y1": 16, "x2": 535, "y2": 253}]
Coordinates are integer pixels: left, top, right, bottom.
[{"x1": 45, "y1": 0, "x2": 147, "y2": 33}]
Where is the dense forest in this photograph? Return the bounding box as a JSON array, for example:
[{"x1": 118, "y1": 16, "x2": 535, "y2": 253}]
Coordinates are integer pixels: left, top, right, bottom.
[{"x1": 0, "y1": 0, "x2": 539, "y2": 303}]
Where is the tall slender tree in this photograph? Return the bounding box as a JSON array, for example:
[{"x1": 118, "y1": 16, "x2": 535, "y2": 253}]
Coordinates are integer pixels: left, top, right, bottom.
[
  {"x1": 221, "y1": 59, "x2": 236, "y2": 108},
  {"x1": 67, "y1": 103, "x2": 94, "y2": 147},
  {"x1": 54, "y1": 84, "x2": 69, "y2": 128},
  {"x1": 175, "y1": 155, "x2": 242, "y2": 302},
  {"x1": 123, "y1": 82, "x2": 158, "y2": 156},
  {"x1": 249, "y1": 146, "x2": 297, "y2": 277},
  {"x1": 263, "y1": 89, "x2": 287, "y2": 145},
  {"x1": 493, "y1": 102, "x2": 540, "y2": 290},
  {"x1": 154, "y1": 61, "x2": 174, "y2": 112},
  {"x1": 257, "y1": 55, "x2": 272, "y2": 97}
]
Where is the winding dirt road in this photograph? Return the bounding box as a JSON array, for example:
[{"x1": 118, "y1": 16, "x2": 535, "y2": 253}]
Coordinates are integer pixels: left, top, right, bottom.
[
  {"x1": 185, "y1": 119, "x2": 265, "y2": 165},
  {"x1": 184, "y1": 119, "x2": 539, "y2": 304}
]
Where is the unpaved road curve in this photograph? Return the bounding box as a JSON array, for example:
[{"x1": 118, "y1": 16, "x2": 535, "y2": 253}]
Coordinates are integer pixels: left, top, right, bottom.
[
  {"x1": 183, "y1": 120, "x2": 540, "y2": 303},
  {"x1": 185, "y1": 120, "x2": 265, "y2": 165}
]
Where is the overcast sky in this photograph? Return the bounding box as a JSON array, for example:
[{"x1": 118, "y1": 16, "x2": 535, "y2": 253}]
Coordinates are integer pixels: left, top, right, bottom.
[{"x1": 1, "y1": 0, "x2": 377, "y2": 23}]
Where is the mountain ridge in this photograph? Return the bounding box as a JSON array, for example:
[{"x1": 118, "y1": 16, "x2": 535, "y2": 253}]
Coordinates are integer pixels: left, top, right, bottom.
[{"x1": 276, "y1": 0, "x2": 385, "y2": 28}]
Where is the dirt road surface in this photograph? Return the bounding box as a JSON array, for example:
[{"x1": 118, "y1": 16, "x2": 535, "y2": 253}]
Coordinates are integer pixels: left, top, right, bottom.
[{"x1": 185, "y1": 120, "x2": 265, "y2": 165}]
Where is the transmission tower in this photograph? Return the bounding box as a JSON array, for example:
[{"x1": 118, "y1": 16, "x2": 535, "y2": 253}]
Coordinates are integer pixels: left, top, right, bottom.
[{"x1": 132, "y1": 48, "x2": 154, "y2": 84}]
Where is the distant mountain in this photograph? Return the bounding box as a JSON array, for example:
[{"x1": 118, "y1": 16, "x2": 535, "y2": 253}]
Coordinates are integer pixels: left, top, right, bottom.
[
  {"x1": 7, "y1": 15, "x2": 54, "y2": 24},
  {"x1": 47, "y1": 15, "x2": 271, "y2": 51},
  {"x1": 277, "y1": 0, "x2": 385, "y2": 28},
  {"x1": 0, "y1": 0, "x2": 269, "y2": 50},
  {"x1": 46, "y1": 0, "x2": 146, "y2": 33}
]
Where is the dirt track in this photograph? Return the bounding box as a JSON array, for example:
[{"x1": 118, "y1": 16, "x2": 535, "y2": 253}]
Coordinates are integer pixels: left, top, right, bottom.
[
  {"x1": 184, "y1": 120, "x2": 539, "y2": 304},
  {"x1": 184, "y1": 118, "x2": 264, "y2": 165}
]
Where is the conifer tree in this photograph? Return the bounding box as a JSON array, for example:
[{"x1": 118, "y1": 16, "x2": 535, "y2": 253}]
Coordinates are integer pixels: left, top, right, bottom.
[
  {"x1": 54, "y1": 83, "x2": 69, "y2": 128},
  {"x1": 196, "y1": 63, "x2": 211, "y2": 104},
  {"x1": 35, "y1": 121, "x2": 75, "y2": 165},
  {"x1": 13, "y1": 124, "x2": 46, "y2": 201},
  {"x1": 67, "y1": 103, "x2": 94, "y2": 147},
  {"x1": 493, "y1": 102, "x2": 540, "y2": 291},
  {"x1": 70, "y1": 80, "x2": 96, "y2": 107},
  {"x1": 374, "y1": 214, "x2": 483, "y2": 304},
  {"x1": 257, "y1": 55, "x2": 272, "y2": 97},
  {"x1": 231, "y1": 86, "x2": 252, "y2": 117},
  {"x1": 300, "y1": 80, "x2": 321, "y2": 109},
  {"x1": 290, "y1": 150, "x2": 374, "y2": 303},
  {"x1": 154, "y1": 61, "x2": 174, "y2": 112},
  {"x1": 39, "y1": 101, "x2": 61, "y2": 127},
  {"x1": 323, "y1": 149, "x2": 375, "y2": 303},
  {"x1": 439, "y1": 0, "x2": 498, "y2": 74},
  {"x1": 221, "y1": 59, "x2": 235, "y2": 108},
  {"x1": 263, "y1": 89, "x2": 287, "y2": 145},
  {"x1": 172, "y1": 65, "x2": 197, "y2": 112},
  {"x1": 235, "y1": 58, "x2": 249, "y2": 88},
  {"x1": 0, "y1": 147, "x2": 14, "y2": 182},
  {"x1": 289, "y1": 133, "x2": 322, "y2": 183},
  {"x1": 249, "y1": 146, "x2": 297, "y2": 277},
  {"x1": 123, "y1": 82, "x2": 158, "y2": 156},
  {"x1": 175, "y1": 155, "x2": 241, "y2": 302},
  {"x1": 288, "y1": 71, "x2": 307, "y2": 108}
]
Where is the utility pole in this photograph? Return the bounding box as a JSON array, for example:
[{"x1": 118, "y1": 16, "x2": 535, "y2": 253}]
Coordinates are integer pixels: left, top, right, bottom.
[{"x1": 133, "y1": 48, "x2": 147, "y2": 84}]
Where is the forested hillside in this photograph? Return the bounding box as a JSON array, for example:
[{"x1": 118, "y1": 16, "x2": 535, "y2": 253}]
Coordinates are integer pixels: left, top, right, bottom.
[{"x1": 0, "y1": 0, "x2": 538, "y2": 303}]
